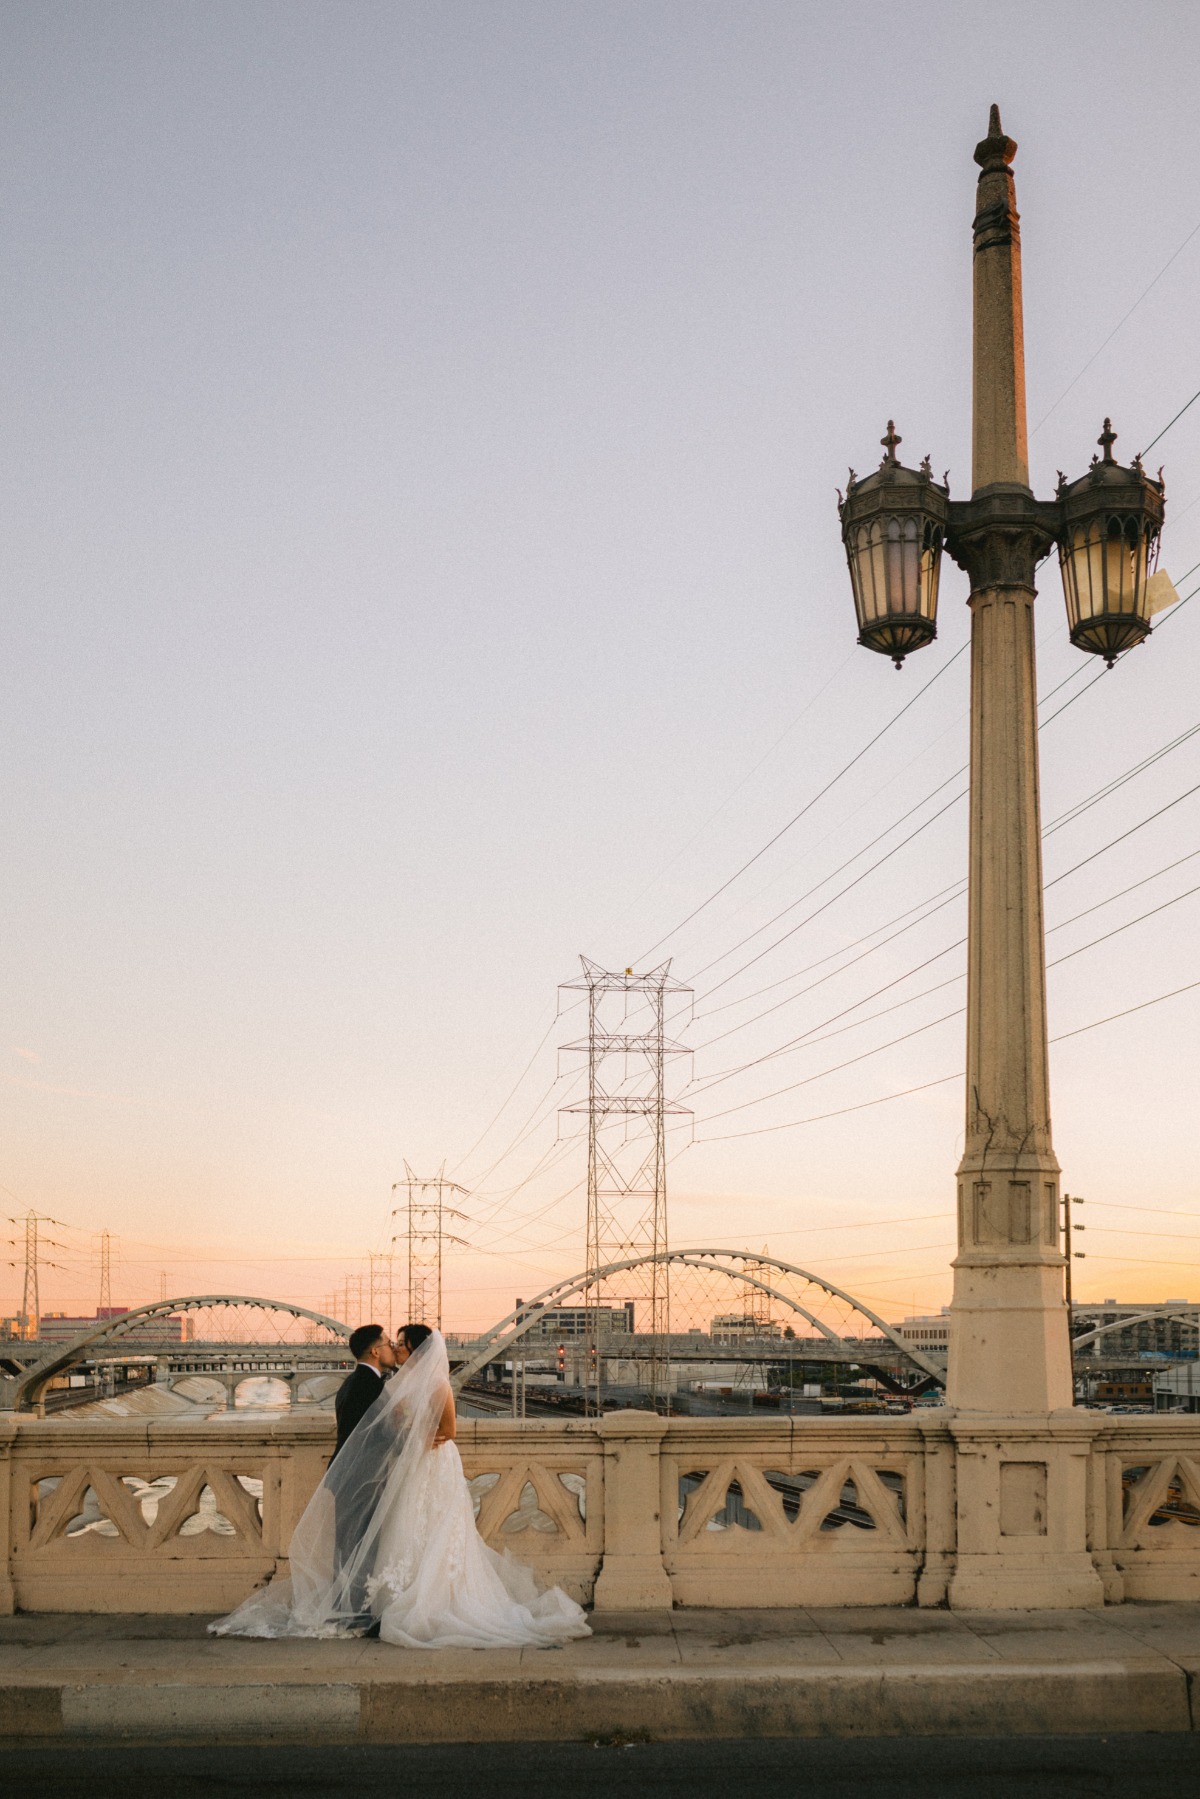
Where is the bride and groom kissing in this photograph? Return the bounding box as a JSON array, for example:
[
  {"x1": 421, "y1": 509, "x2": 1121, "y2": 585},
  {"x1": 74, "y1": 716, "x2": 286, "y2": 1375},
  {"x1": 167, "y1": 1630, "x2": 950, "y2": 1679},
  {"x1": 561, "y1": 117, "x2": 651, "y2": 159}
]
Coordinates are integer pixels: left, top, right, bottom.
[{"x1": 211, "y1": 1321, "x2": 590, "y2": 1649}]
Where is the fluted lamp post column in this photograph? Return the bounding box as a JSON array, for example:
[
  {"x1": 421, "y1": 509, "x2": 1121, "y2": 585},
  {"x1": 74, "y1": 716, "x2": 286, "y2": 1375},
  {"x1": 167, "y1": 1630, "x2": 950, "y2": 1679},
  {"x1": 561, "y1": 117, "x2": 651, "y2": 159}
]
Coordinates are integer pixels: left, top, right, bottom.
[
  {"x1": 951, "y1": 108, "x2": 1065, "y2": 1416},
  {"x1": 837, "y1": 108, "x2": 1165, "y2": 1607}
]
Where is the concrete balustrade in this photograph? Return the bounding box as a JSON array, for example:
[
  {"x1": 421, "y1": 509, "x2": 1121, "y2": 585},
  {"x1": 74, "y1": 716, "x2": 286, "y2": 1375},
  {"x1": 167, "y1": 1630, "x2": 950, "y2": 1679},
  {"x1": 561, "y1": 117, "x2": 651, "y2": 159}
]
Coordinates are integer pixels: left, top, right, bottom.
[{"x1": 4, "y1": 1410, "x2": 1200, "y2": 1616}]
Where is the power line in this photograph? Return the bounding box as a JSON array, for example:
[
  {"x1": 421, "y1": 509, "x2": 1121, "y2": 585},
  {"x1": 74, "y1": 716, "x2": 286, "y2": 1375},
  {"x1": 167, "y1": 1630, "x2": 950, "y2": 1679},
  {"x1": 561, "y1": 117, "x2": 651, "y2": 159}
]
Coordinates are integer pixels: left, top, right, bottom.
[
  {"x1": 705, "y1": 868, "x2": 1200, "y2": 1123},
  {"x1": 694, "y1": 664, "x2": 1200, "y2": 1061},
  {"x1": 1140, "y1": 387, "x2": 1200, "y2": 460},
  {"x1": 689, "y1": 597, "x2": 1200, "y2": 1021},
  {"x1": 689, "y1": 840, "x2": 1200, "y2": 1115},
  {"x1": 689, "y1": 763, "x2": 969, "y2": 988},
  {"x1": 1090, "y1": 1200, "x2": 1200, "y2": 1220},
  {"x1": 1031, "y1": 217, "x2": 1200, "y2": 434},
  {"x1": 637, "y1": 644, "x2": 968, "y2": 960},
  {"x1": 698, "y1": 968, "x2": 1200, "y2": 1142},
  {"x1": 452, "y1": 541, "x2": 1200, "y2": 1264},
  {"x1": 449, "y1": 1008, "x2": 563, "y2": 1178},
  {"x1": 698, "y1": 1006, "x2": 963, "y2": 1125},
  {"x1": 698, "y1": 1071, "x2": 960, "y2": 1143},
  {"x1": 458, "y1": 558, "x2": 1200, "y2": 1235},
  {"x1": 698, "y1": 878, "x2": 967, "y2": 1029},
  {"x1": 600, "y1": 646, "x2": 859, "y2": 940},
  {"x1": 697, "y1": 786, "x2": 967, "y2": 1005},
  {"x1": 1045, "y1": 776, "x2": 1200, "y2": 894}
]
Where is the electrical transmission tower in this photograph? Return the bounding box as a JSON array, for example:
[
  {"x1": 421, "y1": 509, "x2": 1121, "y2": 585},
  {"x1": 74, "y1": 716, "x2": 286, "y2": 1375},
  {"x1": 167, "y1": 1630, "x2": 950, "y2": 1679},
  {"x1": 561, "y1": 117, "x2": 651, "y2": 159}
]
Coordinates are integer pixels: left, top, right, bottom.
[
  {"x1": 391, "y1": 1165, "x2": 469, "y2": 1328},
  {"x1": 97, "y1": 1231, "x2": 113, "y2": 1316},
  {"x1": 368, "y1": 1251, "x2": 394, "y2": 1336},
  {"x1": 23, "y1": 1213, "x2": 41, "y2": 1340},
  {"x1": 743, "y1": 1247, "x2": 774, "y2": 1333},
  {"x1": 560, "y1": 958, "x2": 692, "y2": 1411},
  {"x1": 8, "y1": 1211, "x2": 61, "y2": 1340}
]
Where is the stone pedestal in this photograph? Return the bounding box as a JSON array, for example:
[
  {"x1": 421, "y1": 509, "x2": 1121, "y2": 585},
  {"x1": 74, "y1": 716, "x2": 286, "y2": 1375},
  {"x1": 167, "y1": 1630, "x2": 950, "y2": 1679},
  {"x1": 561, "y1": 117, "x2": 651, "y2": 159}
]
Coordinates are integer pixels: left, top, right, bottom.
[
  {"x1": 946, "y1": 1413, "x2": 1103, "y2": 1609},
  {"x1": 592, "y1": 1410, "x2": 674, "y2": 1614}
]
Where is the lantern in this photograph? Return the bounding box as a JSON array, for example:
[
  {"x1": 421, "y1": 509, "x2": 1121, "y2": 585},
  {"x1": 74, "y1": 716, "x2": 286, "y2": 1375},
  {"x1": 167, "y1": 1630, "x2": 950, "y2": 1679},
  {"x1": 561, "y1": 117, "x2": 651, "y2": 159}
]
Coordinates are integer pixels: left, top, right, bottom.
[
  {"x1": 1056, "y1": 420, "x2": 1165, "y2": 666},
  {"x1": 838, "y1": 423, "x2": 948, "y2": 668}
]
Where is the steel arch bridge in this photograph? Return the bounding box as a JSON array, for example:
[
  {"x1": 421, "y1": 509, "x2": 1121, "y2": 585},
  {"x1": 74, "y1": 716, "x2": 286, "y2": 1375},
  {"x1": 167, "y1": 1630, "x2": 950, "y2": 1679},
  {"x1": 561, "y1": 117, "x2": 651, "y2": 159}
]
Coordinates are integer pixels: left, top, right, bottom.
[
  {"x1": 451, "y1": 1248, "x2": 947, "y2": 1392},
  {"x1": 1071, "y1": 1306, "x2": 1200, "y2": 1354},
  {"x1": 9, "y1": 1295, "x2": 351, "y2": 1412}
]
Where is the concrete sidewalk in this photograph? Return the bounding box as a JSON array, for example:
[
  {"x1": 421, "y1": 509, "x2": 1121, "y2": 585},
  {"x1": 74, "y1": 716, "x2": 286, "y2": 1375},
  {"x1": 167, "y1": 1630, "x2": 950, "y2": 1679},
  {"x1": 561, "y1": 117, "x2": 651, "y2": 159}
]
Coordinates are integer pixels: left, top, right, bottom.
[{"x1": 2, "y1": 1604, "x2": 1199, "y2": 1744}]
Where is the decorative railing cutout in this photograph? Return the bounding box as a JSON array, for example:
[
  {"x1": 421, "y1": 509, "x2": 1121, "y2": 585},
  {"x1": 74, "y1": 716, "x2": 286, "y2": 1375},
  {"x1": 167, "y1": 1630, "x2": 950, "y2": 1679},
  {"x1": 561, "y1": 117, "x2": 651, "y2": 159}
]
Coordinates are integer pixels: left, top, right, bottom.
[{"x1": 1121, "y1": 1457, "x2": 1200, "y2": 1544}]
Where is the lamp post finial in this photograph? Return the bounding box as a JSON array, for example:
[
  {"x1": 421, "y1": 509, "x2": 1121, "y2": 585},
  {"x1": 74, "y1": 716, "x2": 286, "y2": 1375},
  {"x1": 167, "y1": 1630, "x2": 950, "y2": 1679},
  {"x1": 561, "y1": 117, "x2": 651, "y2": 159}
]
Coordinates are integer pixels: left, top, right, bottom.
[{"x1": 974, "y1": 103, "x2": 1017, "y2": 169}]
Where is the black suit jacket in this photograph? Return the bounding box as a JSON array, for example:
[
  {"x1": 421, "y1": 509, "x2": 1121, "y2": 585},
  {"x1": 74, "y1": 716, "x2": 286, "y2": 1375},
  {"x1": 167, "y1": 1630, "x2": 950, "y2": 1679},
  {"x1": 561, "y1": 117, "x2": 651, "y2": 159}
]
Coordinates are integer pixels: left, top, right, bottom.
[{"x1": 332, "y1": 1362, "x2": 385, "y2": 1460}]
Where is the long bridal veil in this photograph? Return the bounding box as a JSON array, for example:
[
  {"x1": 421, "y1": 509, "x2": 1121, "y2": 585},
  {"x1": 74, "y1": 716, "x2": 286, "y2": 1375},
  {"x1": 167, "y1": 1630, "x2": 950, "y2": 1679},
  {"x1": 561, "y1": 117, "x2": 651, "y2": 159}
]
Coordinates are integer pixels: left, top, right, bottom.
[{"x1": 210, "y1": 1330, "x2": 452, "y2": 1639}]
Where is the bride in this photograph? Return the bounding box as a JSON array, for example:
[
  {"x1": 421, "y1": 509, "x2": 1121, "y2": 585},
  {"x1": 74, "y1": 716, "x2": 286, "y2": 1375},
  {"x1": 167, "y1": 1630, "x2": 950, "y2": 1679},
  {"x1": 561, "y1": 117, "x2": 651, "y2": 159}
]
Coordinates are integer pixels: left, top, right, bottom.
[{"x1": 210, "y1": 1324, "x2": 590, "y2": 1649}]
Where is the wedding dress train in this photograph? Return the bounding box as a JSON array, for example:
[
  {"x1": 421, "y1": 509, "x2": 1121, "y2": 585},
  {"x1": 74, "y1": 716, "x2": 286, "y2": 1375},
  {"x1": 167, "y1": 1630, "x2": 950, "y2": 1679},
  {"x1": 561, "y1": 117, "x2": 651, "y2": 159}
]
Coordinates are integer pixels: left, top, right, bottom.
[
  {"x1": 209, "y1": 1329, "x2": 590, "y2": 1650},
  {"x1": 369, "y1": 1432, "x2": 587, "y2": 1648}
]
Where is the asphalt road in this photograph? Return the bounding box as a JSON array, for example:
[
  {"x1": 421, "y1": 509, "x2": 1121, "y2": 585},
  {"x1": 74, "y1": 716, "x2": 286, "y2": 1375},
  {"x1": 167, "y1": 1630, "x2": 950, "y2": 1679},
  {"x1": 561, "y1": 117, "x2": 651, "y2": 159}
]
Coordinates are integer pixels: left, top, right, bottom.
[{"x1": 2, "y1": 1736, "x2": 1198, "y2": 1798}]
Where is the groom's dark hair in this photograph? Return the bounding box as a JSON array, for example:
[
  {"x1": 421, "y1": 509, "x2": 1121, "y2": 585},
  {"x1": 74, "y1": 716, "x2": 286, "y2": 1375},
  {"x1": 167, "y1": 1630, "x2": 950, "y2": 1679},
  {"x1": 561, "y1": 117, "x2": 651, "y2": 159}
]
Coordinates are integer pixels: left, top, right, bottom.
[
  {"x1": 399, "y1": 1322, "x2": 433, "y2": 1353},
  {"x1": 349, "y1": 1323, "x2": 385, "y2": 1361}
]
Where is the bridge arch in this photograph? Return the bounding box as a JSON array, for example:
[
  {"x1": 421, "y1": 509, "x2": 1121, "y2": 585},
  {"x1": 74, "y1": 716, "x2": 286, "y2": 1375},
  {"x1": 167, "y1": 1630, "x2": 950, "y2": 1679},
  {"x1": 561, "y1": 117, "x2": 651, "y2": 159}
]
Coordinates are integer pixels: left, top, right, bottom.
[
  {"x1": 1071, "y1": 1308, "x2": 1200, "y2": 1354},
  {"x1": 452, "y1": 1248, "x2": 946, "y2": 1392},
  {"x1": 231, "y1": 1373, "x2": 293, "y2": 1409},
  {"x1": 12, "y1": 1295, "x2": 350, "y2": 1412}
]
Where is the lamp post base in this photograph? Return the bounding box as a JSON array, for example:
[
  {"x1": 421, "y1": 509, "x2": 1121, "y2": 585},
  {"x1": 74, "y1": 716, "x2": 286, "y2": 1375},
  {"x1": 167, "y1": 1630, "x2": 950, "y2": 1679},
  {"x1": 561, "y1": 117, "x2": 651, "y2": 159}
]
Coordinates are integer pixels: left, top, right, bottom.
[
  {"x1": 945, "y1": 1410, "x2": 1104, "y2": 1610},
  {"x1": 948, "y1": 1255, "x2": 1074, "y2": 1414}
]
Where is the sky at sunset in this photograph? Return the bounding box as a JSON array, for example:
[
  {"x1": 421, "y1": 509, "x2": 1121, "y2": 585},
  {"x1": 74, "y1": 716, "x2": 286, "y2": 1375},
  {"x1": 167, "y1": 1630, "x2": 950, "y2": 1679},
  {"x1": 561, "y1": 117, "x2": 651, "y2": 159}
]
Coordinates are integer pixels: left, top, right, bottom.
[{"x1": 4, "y1": 1, "x2": 1200, "y2": 1334}]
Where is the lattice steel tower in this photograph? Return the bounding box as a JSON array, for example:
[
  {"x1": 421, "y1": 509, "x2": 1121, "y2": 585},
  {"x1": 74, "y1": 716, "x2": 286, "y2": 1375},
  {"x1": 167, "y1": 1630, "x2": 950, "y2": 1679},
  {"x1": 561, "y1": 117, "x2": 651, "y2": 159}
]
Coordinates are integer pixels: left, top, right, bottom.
[
  {"x1": 391, "y1": 1165, "x2": 469, "y2": 1328},
  {"x1": 743, "y1": 1246, "x2": 774, "y2": 1333},
  {"x1": 22, "y1": 1213, "x2": 40, "y2": 1340},
  {"x1": 97, "y1": 1231, "x2": 113, "y2": 1316},
  {"x1": 560, "y1": 958, "x2": 691, "y2": 1409}
]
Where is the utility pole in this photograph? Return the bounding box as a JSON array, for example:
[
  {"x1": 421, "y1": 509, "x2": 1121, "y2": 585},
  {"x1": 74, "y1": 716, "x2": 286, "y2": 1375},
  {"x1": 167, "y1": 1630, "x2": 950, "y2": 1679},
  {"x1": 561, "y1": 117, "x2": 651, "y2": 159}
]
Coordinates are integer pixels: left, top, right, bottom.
[
  {"x1": 391, "y1": 1166, "x2": 469, "y2": 1329},
  {"x1": 560, "y1": 958, "x2": 692, "y2": 1413},
  {"x1": 1062, "y1": 1194, "x2": 1084, "y2": 1315}
]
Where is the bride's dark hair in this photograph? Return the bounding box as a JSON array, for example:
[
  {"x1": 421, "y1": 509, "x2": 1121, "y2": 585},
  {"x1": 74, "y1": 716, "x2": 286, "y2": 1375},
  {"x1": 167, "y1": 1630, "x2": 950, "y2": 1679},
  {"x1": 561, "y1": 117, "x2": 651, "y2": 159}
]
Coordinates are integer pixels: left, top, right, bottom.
[{"x1": 400, "y1": 1323, "x2": 433, "y2": 1352}]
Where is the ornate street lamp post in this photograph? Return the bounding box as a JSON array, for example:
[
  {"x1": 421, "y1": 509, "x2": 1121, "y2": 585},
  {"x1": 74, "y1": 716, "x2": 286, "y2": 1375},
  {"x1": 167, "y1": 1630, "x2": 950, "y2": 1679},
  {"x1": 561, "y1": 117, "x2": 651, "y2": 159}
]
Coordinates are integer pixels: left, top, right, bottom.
[{"x1": 837, "y1": 108, "x2": 1166, "y2": 1423}]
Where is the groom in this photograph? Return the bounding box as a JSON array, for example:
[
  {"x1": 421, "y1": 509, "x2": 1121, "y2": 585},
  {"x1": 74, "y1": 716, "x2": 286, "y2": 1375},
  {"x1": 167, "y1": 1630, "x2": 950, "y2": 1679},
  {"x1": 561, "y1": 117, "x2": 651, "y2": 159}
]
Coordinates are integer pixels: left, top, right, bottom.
[
  {"x1": 333, "y1": 1323, "x2": 396, "y2": 1461},
  {"x1": 331, "y1": 1323, "x2": 397, "y2": 1633}
]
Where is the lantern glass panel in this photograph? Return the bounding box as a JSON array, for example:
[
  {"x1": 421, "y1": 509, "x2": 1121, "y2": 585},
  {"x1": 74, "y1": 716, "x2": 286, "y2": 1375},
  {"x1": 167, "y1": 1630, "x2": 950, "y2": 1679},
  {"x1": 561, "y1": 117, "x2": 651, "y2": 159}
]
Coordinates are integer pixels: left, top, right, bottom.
[
  {"x1": 849, "y1": 516, "x2": 939, "y2": 633},
  {"x1": 921, "y1": 523, "x2": 943, "y2": 617},
  {"x1": 1060, "y1": 515, "x2": 1155, "y2": 662},
  {"x1": 1055, "y1": 428, "x2": 1163, "y2": 664},
  {"x1": 839, "y1": 447, "x2": 946, "y2": 667}
]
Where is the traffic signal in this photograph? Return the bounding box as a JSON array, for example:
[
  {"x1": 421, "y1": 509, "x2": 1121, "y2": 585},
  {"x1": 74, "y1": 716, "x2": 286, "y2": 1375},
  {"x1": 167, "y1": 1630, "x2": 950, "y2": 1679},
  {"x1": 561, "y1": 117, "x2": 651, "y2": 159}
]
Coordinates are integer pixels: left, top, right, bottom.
[{"x1": 556, "y1": 1343, "x2": 566, "y2": 1376}]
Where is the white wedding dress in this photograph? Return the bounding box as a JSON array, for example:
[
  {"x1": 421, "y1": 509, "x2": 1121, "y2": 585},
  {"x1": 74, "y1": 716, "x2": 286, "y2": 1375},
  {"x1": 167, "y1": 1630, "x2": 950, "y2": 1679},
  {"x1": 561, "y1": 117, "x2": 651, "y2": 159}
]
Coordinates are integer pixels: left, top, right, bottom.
[{"x1": 209, "y1": 1330, "x2": 590, "y2": 1650}]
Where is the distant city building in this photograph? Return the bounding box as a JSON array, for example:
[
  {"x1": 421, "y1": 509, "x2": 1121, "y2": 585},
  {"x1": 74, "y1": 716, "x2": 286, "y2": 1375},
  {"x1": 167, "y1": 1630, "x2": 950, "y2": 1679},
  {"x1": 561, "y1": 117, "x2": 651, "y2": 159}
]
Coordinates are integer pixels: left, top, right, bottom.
[
  {"x1": 1093, "y1": 1376, "x2": 1154, "y2": 1403},
  {"x1": 710, "y1": 1313, "x2": 783, "y2": 1345},
  {"x1": 1154, "y1": 1363, "x2": 1200, "y2": 1410},
  {"x1": 890, "y1": 1303, "x2": 1200, "y2": 1361},
  {"x1": 1071, "y1": 1300, "x2": 1197, "y2": 1359},
  {"x1": 34, "y1": 1308, "x2": 192, "y2": 1347},
  {"x1": 515, "y1": 1302, "x2": 634, "y2": 1340},
  {"x1": 894, "y1": 1310, "x2": 950, "y2": 1351}
]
